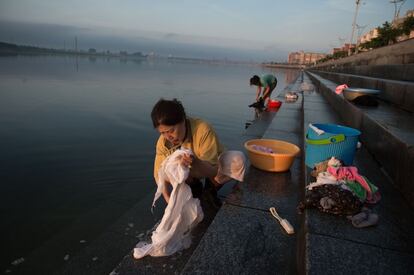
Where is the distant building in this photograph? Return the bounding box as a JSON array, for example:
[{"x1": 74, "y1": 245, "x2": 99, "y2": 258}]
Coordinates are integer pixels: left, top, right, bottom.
[
  {"x1": 88, "y1": 48, "x2": 97, "y2": 54},
  {"x1": 332, "y1": 48, "x2": 343, "y2": 55},
  {"x1": 358, "y1": 9, "x2": 414, "y2": 45},
  {"x1": 392, "y1": 9, "x2": 414, "y2": 26},
  {"x1": 331, "y1": 43, "x2": 355, "y2": 55},
  {"x1": 288, "y1": 51, "x2": 327, "y2": 65},
  {"x1": 288, "y1": 52, "x2": 302, "y2": 64},
  {"x1": 132, "y1": 52, "x2": 144, "y2": 57},
  {"x1": 358, "y1": 29, "x2": 379, "y2": 44},
  {"x1": 394, "y1": 9, "x2": 414, "y2": 42}
]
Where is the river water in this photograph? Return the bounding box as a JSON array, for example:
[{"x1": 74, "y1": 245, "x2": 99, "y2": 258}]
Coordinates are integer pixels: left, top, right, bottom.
[{"x1": 0, "y1": 55, "x2": 299, "y2": 272}]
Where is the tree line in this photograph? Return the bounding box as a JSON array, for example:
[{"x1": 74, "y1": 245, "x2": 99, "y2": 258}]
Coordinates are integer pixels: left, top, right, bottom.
[
  {"x1": 360, "y1": 15, "x2": 414, "y2": 49},
  {"x1": 317, "y1": 14, "x2": 414, "y2": 63}
]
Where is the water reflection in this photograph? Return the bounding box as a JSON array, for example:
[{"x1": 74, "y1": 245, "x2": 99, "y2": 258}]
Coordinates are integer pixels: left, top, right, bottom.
[
  {"x1": 0, "y1": 55, "x2": 300, "y2": 273},
  {"x1": 285, "y1": 68, "x2": 300, "y2": 84},
  {"x1": 245, "y1": 107, "x2": 264, "y2": 129},
  {"x1": 88, "y1": 56, "x2": 97, "y2": 63}
]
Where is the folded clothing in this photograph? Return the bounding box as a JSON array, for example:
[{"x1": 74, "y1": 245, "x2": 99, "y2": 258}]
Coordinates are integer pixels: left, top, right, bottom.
[{"x1": 347, "y1": 207, "x2": 379, "y2": 228}]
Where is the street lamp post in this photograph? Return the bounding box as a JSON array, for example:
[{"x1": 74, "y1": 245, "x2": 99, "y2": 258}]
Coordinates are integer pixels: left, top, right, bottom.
[
  {"x1": 349, "y1": 0, "x2": 362, "y2": 56},
  {"x1": 390, "y1": 0, "x2": 406, "y2": 22}
]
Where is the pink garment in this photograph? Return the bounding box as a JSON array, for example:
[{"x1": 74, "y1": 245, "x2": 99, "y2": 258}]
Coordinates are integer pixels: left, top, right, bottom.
[
  {"x1": 327, "y1": 166, "x2": 379, "y2": 203},
  {"x1": 335, "y1": 84, "x2": 348, "y2": 95}
]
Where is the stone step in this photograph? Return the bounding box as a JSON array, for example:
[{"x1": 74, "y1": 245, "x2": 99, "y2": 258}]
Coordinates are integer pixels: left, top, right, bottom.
[
  {"x1": 306, "y1": 71, "x2": 414, "y2": 209},
  {"x1": 300, "y1": 73, "x2": 414, "y2": 275},
  {"x1": 180, "y1": 76, "x2": 305, "y2": 274},
  {"x1": 309, "y1": 70, "x2": 414, "y2": 113}
]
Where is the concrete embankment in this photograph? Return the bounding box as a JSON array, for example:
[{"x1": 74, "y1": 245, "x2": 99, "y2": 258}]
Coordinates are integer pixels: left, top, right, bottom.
[{"x1": 311, "y1": 38, "x2": 414, "y2": 82}]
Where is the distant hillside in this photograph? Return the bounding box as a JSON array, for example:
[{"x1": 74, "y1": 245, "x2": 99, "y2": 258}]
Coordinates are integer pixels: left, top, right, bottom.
[
  {"x1": 0, "y1": 41, "x2": 147, "y2": 58},
  {"x1": 0, "y1": 41, "x2": 66, "y2": 54}
]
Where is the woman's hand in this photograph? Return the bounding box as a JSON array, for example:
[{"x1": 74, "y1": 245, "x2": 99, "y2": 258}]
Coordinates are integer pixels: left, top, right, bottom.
[{"x1": 180, "y1": 152, "x2": 194, "y2": 168}]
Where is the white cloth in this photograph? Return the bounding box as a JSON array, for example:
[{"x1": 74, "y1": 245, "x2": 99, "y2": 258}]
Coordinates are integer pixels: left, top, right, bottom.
[
  {"x1": 133, "y1": 149, "x2": 204, "y2": 259},
  {"x1": 307, "y1": 172, "x2": 338, "y2": 190},
  {"x1": 327, "y1": 156, "x2": 342, "y2": 168},
  {"x1": 216, "y1": 150, "x2": 246, "y2": 183},
  {"x1": 285, "y1": 92, "x2": 298, "y2": 99},
  {"x1": 309, "y1": 124, "x2": 325, "y2": 136}
]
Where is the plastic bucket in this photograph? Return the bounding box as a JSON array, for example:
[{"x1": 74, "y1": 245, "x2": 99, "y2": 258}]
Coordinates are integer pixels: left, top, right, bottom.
[
  {"x1": 305, "y1": 123, "x2": 360, "y2": 167},
  {"x1": 267, "y1": 100, "x2": 282, "y2": 108}
]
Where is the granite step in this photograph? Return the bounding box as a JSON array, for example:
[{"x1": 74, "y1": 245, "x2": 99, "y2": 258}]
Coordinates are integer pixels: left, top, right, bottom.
[
  {"x1": 308, "y1": 70, "x2": 414, "y2": 113},
  {"x1": 306, "y1": 71, "x2": 414, "y2": 209},
  {"x1": 300, "y1": 73, "x2": 414, "y2": 275},
  {"x1": 180, "y1": 77, "x2": 305, "y2": 275}
]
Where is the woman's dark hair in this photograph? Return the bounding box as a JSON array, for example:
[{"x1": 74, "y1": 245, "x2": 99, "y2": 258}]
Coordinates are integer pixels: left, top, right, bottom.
[
  {"x1": 151, "y1": 98, "x2": 186, "y2": 128},
  {"x1": 250, "y1": 75, "x2": 260, "y2": 86}
]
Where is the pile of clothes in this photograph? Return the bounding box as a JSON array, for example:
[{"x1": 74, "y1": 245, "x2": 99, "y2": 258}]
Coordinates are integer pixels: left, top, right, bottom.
[{"x1": 298, "y1": 157, "x2": 381, "y2": 228}]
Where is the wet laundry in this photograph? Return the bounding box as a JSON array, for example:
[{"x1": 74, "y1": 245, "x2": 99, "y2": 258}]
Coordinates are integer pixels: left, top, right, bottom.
[
  {"x1": 250, "y1": 144, "x2": 274, "y2": 154},
  {"x1": 248, "y1": 97, "x2": 265, "y2": 108},
  {"x1": 133, "y1": 148, "x2": 203, "y2": 259},
  {"x1": 285, "y1": 92, "x2": 299, "y2": 100}
]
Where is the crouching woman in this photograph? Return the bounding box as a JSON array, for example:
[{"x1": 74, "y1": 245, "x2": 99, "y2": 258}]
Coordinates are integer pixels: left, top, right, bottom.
[{"x1": 151, "y1": 98, "x2": 245, "y2": 204}]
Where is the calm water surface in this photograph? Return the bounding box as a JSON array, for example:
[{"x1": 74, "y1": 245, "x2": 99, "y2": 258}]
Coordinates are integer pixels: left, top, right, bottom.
[{"x1": 0, "y1": 55, "x2": 299, "y2": 271}]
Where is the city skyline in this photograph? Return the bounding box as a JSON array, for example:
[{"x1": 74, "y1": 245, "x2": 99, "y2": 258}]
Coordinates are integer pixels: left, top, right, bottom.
[{"x1": 0, "y1": 0, "x2": 412, "y2": 61}]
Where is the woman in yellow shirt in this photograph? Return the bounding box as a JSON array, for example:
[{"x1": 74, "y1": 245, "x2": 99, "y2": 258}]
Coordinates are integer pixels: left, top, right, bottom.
[{"x1": 151, "y1": 98, "x2": 244, "y2": 204}]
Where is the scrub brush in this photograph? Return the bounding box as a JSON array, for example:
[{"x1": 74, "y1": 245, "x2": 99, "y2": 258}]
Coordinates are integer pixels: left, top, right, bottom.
[{"x1": 269, "y1": 207, "x2": 294, "y2": 235}]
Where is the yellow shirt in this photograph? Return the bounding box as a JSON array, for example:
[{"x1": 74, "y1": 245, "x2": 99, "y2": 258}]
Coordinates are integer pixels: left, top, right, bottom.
[{"x1": 153, "y1": 117, "x2": 224, "y2": 182}]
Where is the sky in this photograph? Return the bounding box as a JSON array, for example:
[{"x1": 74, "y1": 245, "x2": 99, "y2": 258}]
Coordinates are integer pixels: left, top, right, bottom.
[{"x1": 0, "y1": 0, "x2": 413, "y2": 61}]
